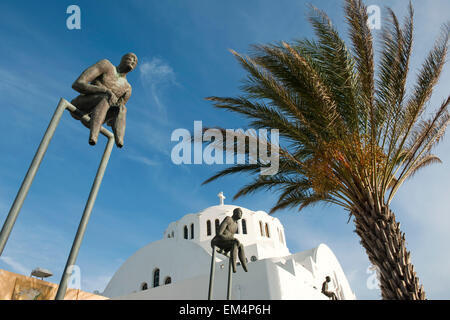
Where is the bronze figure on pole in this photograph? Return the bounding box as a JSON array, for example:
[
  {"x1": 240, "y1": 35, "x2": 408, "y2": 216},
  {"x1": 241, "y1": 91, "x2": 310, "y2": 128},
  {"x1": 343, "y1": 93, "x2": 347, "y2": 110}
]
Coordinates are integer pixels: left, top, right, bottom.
[
  {"x1": 211, "y1": 207, "x2": 249, "y2": 273},
  {"x1": 70, "y1": 53, "x2": 137, "y2": 148}
]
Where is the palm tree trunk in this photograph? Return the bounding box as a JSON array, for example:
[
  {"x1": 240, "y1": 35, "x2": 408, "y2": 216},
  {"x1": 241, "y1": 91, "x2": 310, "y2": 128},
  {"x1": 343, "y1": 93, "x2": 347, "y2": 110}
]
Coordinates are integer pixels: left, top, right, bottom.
[{"x1": 353, "y1": 201, "x2": 426, "y2": 300}]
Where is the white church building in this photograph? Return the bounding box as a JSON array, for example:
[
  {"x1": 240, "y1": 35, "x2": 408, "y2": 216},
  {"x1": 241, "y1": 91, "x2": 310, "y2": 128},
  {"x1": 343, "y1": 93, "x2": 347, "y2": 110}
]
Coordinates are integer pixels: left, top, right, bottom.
[{"x1": 102, "y1": 193, "x2": 356, "y2": 300}]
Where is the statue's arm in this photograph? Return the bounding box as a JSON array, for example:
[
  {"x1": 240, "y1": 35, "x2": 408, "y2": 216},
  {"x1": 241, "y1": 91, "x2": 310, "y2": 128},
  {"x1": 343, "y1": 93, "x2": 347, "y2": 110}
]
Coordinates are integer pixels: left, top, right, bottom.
[{"x1": 72, "y1": 59, "x2": 113, "y2": 96}]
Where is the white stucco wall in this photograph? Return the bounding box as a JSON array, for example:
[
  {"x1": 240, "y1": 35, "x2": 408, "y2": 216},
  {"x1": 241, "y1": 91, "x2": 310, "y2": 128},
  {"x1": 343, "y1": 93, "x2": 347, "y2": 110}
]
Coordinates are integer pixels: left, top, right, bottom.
[
  {"x1": 111, "y1": 257, "x2": 327, "y2": 300},
  {"x1": 102, "y1": 238, "x2": 213, "y2": 298}
]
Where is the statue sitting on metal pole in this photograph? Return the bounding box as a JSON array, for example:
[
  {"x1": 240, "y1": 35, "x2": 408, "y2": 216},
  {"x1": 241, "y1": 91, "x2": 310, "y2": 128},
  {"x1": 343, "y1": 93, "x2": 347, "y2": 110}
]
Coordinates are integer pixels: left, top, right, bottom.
[
  {"x1": 70, "y1": 52, "x2": 137, "y2": 148},
  {"x1": 321, "y1": 276, "x2": 338, "y2": 300},
  {"x1": 0, "y1": 53, "x2": 137, "y2": 299},
  {"x1": 211, "y1": 208, "x2": 248, "y2": 273}
]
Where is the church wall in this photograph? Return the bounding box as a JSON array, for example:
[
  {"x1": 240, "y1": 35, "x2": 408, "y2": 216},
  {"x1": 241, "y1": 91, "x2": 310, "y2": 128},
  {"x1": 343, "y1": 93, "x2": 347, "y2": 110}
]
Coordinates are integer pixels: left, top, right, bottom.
[
  {"x1": 109, "y1": 255, "x2": 330, "y2": 300},
  {"x1": 112, "y1": 258, "x2": 276, "y2": 300},
  {"x1": 102, "y1": 239, "x2": 212, "y2": 298},
  {"x1": 312, "y1": 244, "x2": 356, "y2": 299}
]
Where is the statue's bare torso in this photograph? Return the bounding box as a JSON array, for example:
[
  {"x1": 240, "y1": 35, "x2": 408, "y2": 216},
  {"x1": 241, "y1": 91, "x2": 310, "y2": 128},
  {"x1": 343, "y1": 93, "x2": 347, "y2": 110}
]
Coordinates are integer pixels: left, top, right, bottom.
[
  {"x1": 90, "y1": 60, "x2": 131, "y2": 102},
  {"x1": 218, "y1": 216, "x2": 238, "y2": 239}
]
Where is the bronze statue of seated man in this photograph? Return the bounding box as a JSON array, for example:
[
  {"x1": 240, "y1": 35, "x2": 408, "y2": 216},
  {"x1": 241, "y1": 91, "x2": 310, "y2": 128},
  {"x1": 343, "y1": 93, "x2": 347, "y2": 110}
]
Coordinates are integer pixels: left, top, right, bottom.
[
  {"x1": 70, "y1": 53, "x2": 137, "y2": 148},
  {"x1": 211, "y1": 207, "x2": 248, "y2": 273},
  {"x1": 322, "y1": 276, "x2": 338, "y2": 300}
]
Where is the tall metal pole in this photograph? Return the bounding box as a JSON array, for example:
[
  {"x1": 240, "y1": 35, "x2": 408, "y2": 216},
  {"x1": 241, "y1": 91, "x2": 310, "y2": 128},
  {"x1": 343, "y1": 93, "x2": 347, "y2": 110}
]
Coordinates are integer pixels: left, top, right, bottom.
[
  {"x1": 208, "y1": 246, "x2": 216, "y2": 300},
  {"x1": 0, "y1": 97, "x2": 116, "y2": 299},
  {"x1": 0, "y1": 98, "x2": 67, "y2": 255},
  {"x1": 55, "y1": 135, "x2": 115, "y2": 300},
  {"x1": 227, "y1": 257, "x2": 233, "y2": 300}
]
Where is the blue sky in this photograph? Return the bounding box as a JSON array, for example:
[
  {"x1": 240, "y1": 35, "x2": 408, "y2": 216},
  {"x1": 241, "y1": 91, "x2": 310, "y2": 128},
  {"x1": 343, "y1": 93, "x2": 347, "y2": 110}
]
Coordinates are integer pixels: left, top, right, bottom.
[{"x1": 0, "y1": 0, "x2": 449, "y2": 299}]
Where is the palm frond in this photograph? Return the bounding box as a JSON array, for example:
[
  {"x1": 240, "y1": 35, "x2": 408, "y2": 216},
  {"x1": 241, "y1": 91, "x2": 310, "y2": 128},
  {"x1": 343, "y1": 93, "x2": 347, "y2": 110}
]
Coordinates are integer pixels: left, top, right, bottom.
[
  {"x1": 205, "y1": 96, "x2": 316, "y2": 148},
  {"x1": 401, "y1": 154, "x2": 442, "y2": 181},
  {"x1": 344, "y1": 0, "x2": 375, "y2": 137},
  {"x1": 269, "y1": 189, "x2": 329, "y2": 213},
  {"x1": 382, "y1": 23, "x2": 449, "y2": 200},
  {"x1": 234, "y1": 175, "x2": 311, "y2": 199},
  {"x1": 305, "y1": 5, "x2": 360, "y2": 133}
]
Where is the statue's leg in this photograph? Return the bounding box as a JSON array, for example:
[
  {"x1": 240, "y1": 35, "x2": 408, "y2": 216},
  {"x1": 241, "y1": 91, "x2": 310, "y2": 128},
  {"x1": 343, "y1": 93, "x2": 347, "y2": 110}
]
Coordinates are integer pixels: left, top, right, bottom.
[
  {"x1": 111, "y1": 106, "x2": 126, "y2": 148},
  {"x1": 324, "y1": 291, "x2": 336, "y2": 300},
  {"x1": 89, "y1": 97, "x2": 110, "y2": 145},
  {"x1": 237, "y1": 244, "x2": 248, "y2": 272},
  {"x1": 210, "y1": 237, "x2": 217, "y2": 249},
  {"x1": 70, "y1": 95, "x2": 95, "y2": 129},
  {"x1": 70, "y1": 95, "x2": 87, "y2": 119},
  {"x1": 70, "y1": 94, "x2": 107, "y2": 134},
  {"x1": 231, "y1": 243, "x2": 238, "y2": 273}
]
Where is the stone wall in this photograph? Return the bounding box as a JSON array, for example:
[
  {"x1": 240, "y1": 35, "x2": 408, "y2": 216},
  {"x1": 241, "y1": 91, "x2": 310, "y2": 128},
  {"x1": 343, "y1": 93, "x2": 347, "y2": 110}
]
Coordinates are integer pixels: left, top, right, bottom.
[{"x1": 0, "y1": 269, "x2": 107, "y2": 300}]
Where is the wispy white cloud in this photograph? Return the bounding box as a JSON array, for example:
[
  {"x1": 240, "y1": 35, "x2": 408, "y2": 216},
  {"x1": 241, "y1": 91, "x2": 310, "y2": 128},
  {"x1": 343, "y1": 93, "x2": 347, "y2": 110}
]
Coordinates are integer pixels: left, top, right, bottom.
[
  {"x1": 0, "y1": 256, "x2": 30, "y2": 275},
  {"x1": 139, "y1": 57, "x2": 177, "y2": 120},
  {"x1": 125, "y1": 154, "x2": 160, "y2": 167},
  {"x1": 125, "y1": 56, "x2": 182, "y2": 159},
  {"x1": 140, "y1": 58, "x2": 176, "y2": 84}
]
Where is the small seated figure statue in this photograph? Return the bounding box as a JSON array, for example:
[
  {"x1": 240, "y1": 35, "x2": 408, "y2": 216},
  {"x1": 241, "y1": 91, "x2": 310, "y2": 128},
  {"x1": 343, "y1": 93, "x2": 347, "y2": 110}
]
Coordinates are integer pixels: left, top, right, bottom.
[
  {"x1": 211, "y1": 208, "x2": 248, "y2": 273},
  {"x1": 70, "y1": 53, "x2": 138, "y2": 148},
  {"x1": 321, "y1": 276, "x2": 338, "y2": 300}
]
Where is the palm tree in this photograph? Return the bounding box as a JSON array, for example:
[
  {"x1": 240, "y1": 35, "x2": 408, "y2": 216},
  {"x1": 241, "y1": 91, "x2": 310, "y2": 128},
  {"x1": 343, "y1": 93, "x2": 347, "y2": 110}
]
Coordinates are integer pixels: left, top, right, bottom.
[{"x1": 204, "y1": 0, "x2": 449, "y2": 300}]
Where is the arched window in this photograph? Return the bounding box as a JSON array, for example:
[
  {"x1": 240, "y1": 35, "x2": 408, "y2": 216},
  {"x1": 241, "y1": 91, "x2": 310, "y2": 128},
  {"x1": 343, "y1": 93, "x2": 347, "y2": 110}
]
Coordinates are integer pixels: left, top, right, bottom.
[
  {"x1": 206, "y1": 220, "x2": 211, "y2": 236},
  {"x1": 190, "y1": 223, "x2": 194, "y2": 239},
  {"x1": 259, "y1": 221, "x2": 264, "y2": 237},
  {"x1": 141, "y1": 282, "x2": 148, "y2": 291},
  {"x1": 242, "y1": 219, "x2": 247, "y2": 234},
  {"x1": 215, "y1": 219, "x2": 220, "y2": 235},
  {"x1": 164, "y1": 277, "x2": 172, "y2": 285},
  {"x1": 183, "y1": 226, "x2": 188, "y2": 239},
  {"x1": 153, "y1": 268, "x2": 160, "y2": 287},
  {"x1": 265, "y1": 223, "x2": 270, "y2": 238},
  {"x1": 171, "y1": 231, "x2": 174, "y2": 238}
]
